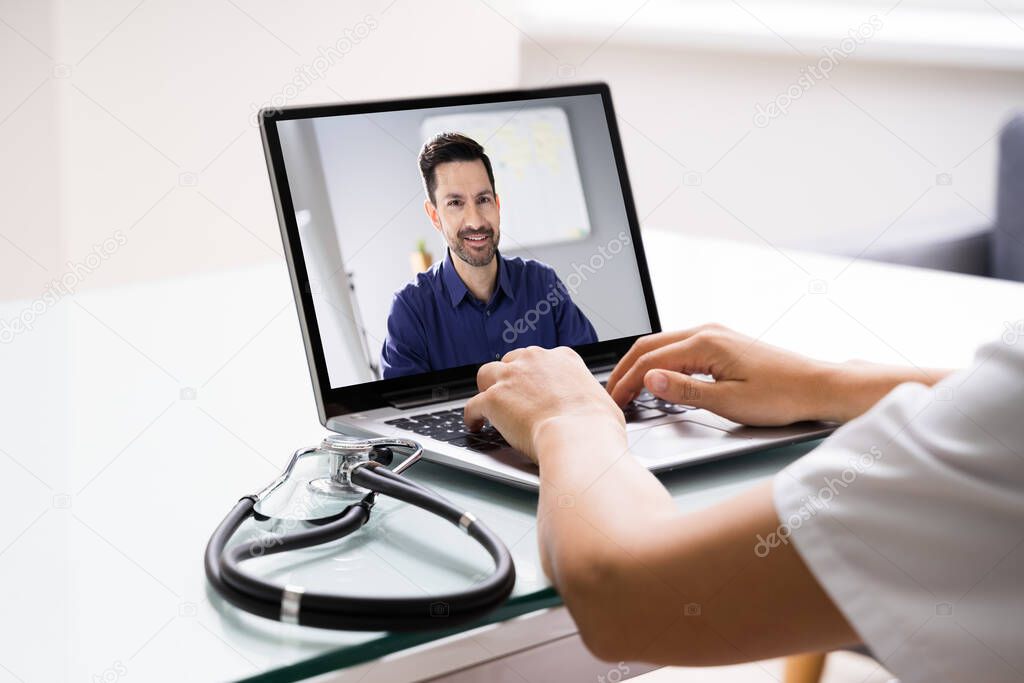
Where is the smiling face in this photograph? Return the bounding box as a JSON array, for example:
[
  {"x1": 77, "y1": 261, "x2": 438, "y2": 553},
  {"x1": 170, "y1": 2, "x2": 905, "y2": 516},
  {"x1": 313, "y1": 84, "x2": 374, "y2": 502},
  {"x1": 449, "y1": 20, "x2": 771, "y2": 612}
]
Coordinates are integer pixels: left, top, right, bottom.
[{"x1": 425, "y1": 159, "x2": 501, "y2": 268}]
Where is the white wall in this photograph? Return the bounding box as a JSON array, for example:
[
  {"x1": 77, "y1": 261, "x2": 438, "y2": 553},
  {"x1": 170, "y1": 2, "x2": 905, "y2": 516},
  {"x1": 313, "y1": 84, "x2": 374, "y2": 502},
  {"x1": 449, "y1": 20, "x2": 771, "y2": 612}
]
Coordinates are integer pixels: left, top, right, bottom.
[
  {"x1": 519, "y1": 41, "x2": 1024, "y2": 255},
  {"x1": 3, "y1": 0, "x2": 521, "y2": 305},
  {"x1": 6, "y1": 1, "x2": 1020, "y2": 303},
  {"x1": 0, "y1": 1, "x2": 62, "y2": 296},
  {"x1": 0, "y1": 5, "x2": 70, "y2": 681}
]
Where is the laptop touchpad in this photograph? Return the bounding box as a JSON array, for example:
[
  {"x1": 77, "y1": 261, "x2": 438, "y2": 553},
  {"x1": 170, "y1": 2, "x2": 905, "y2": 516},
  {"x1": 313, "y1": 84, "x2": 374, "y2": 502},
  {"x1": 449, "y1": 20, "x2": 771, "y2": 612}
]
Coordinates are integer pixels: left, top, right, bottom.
[{"x1": 627, "y1": 416, "x2": 749, "y2": 462}]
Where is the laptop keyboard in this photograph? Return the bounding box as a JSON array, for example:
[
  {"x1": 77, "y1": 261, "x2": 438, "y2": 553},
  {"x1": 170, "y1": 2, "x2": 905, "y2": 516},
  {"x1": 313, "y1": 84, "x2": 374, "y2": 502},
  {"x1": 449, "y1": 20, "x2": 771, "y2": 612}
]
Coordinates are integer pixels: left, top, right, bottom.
[
  {"x1": 384, "y1": 388, "x2": 692, "y2": 456},
  {"x1": 384, "y1": 409, "x2": 508, "y2": 453}
]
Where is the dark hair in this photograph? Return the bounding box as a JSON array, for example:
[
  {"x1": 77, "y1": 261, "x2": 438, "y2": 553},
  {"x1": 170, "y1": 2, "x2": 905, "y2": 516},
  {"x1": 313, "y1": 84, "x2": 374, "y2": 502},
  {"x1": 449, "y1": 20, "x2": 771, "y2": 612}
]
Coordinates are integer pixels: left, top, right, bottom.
[{"x1": 418, "y1": 132, "x2": 496, "y2": 205}]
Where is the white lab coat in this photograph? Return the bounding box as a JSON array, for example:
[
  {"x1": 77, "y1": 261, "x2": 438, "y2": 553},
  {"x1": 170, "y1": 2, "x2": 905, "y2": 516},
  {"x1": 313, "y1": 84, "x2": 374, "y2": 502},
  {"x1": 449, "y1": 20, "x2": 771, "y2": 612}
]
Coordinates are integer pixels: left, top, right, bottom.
[{"x1": 774, "y1": 335, "x2": 1024, "y2": 683}]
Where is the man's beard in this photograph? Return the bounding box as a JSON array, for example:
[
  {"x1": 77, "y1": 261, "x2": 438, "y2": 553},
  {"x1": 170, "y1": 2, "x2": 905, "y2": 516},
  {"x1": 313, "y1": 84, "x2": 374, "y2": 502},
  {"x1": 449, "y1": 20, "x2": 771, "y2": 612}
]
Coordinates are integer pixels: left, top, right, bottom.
[{"x1": 450, "y1": 227, "x2": 499, "y2": 267}]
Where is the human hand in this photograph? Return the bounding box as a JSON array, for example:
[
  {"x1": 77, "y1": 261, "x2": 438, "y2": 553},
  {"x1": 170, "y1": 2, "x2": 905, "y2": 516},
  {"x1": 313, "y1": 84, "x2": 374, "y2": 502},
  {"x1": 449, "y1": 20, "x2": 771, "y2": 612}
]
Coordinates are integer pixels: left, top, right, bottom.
[
  {"x1": 464, "y1": 346, "x2": 625, "y2": 462},
  {"x1": 605, "y1": 323, "x2": 836, "y2": 426}
]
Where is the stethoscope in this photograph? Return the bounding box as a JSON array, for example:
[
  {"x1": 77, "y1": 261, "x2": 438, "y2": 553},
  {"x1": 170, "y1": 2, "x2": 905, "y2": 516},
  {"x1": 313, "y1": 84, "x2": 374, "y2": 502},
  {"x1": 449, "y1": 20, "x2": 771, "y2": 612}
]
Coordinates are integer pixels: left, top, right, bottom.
[{"x1": 205, "y1": 435, "x2": 516, "y2": 631}]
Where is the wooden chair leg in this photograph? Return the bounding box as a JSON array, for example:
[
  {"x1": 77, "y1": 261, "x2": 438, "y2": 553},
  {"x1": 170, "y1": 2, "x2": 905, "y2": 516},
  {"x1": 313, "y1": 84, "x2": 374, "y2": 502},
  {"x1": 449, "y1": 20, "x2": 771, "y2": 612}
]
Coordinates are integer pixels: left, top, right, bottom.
[{"x1": 783, "y1": 653, "x2": 828, "y2": 683}]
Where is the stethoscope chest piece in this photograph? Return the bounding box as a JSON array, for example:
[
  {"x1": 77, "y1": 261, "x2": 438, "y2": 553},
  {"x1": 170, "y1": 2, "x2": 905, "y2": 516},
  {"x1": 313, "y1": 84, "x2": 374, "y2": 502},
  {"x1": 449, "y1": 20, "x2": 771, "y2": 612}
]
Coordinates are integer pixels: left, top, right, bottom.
[{"x1": 305, "y1": 435, "x2": 396, "y2": 496}]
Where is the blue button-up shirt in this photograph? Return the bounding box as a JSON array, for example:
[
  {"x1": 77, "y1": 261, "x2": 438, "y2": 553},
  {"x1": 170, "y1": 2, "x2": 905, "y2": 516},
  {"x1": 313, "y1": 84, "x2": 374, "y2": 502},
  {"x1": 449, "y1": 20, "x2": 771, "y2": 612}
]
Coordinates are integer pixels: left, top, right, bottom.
[{"x1": 380, "y1": 250, "x2": 598, "y2": 379}]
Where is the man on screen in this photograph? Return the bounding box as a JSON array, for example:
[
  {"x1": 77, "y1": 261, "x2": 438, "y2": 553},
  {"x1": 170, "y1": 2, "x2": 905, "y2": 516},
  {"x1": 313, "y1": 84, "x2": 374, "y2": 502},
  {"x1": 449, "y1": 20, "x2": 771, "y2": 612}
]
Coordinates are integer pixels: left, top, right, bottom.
[{"x1": 380, "y1": 132, "x2": 597, "y2": 379}]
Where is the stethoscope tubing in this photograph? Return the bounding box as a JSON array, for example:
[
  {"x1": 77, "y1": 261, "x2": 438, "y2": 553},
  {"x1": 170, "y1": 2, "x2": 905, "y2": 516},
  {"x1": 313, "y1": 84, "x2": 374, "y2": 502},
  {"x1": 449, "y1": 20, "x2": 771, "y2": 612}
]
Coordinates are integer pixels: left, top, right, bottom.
[{"x1": 205, "y1": 461, "x2": 516, "y2": 631}]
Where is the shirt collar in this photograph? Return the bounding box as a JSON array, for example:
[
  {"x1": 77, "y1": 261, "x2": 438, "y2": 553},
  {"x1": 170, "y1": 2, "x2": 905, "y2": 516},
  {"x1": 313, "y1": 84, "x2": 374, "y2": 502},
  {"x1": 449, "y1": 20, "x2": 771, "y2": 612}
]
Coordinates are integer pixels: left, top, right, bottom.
[{"x1": 441, "y1": 249, "x2": 515, "y2": 308}]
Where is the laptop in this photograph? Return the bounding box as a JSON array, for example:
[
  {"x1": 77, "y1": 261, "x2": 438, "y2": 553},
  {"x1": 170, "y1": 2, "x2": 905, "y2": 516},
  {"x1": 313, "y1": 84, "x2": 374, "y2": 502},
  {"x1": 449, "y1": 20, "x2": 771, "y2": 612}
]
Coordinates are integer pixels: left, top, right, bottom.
[{"x1": 259, "y1": 82, "x2": 832, "y2": 489}]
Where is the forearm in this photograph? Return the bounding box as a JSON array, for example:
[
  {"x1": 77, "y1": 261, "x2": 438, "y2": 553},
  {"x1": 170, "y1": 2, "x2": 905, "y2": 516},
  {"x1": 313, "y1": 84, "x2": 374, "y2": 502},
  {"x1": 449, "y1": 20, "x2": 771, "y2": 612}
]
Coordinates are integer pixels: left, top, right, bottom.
[
  {"x1": 815, "y1": 361, "x2": 951, "y2": 423},
  {"x1": 531, "y1": 416, "x2": 857, "y2": 664},
  {"x1": 533, "y1": 416, "x2": 674, "y2": 586},
  {"x1": 532, "y1": 416, "x2": 681, "y2": 656}
]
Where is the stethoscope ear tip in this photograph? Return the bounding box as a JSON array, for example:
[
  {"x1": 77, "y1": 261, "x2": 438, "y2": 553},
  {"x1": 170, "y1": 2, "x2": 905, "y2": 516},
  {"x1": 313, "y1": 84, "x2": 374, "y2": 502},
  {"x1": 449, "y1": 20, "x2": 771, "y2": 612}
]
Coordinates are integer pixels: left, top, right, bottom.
[{"x1": 370, "y1": 445, "x2": 394, "y2": 468}]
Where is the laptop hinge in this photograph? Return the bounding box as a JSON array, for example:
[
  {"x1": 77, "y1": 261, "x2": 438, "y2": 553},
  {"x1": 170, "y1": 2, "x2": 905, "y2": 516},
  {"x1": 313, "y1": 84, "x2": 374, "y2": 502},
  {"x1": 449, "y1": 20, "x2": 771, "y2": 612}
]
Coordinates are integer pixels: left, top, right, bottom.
[
  {"x1": 383, "y1": 380, "x2": 478, "y2": 410},
  {"x1": 383, "y1": 353, "x2": 618, "y2": 410},
  {"x1": 584, "y1": 352, "x2": 619, "y2": 374}
]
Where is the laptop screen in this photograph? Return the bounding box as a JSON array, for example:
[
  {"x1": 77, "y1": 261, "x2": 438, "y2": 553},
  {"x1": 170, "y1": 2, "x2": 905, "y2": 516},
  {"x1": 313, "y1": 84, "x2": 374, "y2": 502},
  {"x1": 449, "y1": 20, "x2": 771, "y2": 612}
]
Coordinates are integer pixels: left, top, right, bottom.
[{"x1": 266, "y1": 85, "x2": 658, "y2": 409}]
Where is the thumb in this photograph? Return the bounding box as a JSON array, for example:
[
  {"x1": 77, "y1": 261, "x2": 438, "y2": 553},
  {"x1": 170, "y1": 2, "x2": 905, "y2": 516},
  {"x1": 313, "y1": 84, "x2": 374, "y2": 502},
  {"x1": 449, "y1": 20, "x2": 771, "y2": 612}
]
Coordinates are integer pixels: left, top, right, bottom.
[{"x1": 644, "y1": 369, "x2": 718, "y2": 409}]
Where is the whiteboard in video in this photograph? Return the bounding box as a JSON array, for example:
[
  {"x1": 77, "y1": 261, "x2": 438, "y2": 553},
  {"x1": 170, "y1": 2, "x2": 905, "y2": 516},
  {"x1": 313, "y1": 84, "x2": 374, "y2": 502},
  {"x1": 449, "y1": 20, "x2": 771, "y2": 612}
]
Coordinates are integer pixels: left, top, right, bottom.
[{"x1": 420, "y1": 107, "x2": 592, "y2": 249}]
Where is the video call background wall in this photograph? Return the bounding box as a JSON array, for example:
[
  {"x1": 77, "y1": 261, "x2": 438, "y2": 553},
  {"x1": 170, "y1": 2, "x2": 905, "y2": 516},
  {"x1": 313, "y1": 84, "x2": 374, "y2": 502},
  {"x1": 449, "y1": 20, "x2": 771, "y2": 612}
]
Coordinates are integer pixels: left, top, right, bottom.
[{"x1": 279, "y1": 94, "x2": 653, "y2": 388}]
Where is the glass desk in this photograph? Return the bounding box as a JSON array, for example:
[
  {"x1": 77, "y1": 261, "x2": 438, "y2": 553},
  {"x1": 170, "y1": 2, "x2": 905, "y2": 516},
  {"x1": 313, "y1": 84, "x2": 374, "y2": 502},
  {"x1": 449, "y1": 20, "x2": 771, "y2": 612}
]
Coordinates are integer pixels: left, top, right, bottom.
[
  {"x1": 208, "y1": 438, "x2": 822, "y2": 682},
  {"x1": 12, "y1": 229, "x2": 1015, "y2": 680}
]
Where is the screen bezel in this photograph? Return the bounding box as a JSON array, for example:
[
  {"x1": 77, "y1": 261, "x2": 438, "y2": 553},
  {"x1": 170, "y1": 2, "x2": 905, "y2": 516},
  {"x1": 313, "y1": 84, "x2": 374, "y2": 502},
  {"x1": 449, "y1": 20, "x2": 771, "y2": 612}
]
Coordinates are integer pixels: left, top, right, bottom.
[{"x1": 259, "y1": 82, "x2": 662, "y2": 422}]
